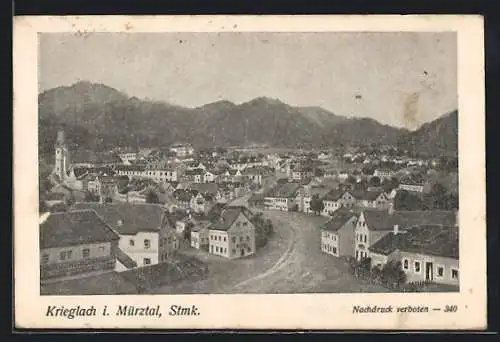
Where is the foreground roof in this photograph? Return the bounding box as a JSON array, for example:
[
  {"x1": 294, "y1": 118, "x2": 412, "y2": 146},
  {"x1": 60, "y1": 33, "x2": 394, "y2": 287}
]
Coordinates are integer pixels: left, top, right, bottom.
[
  {"x1": 369, "y1": 224, "x2": 459, "y2": 259},
  {"x1": 321, "y1": 208, "x2": 358, "y2": 232},
  {"x1": 70, "y1": 202, "x2": 166, "y2": 235},
  {"x1": 40, "y1": 210, "x2": 119, "y2": 249}
]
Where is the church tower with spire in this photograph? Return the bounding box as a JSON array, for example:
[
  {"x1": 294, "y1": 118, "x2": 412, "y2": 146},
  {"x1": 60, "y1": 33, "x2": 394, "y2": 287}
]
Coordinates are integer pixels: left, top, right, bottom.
[{"x1": 54, "y1": 130, "x2": 70, "y2": 181}]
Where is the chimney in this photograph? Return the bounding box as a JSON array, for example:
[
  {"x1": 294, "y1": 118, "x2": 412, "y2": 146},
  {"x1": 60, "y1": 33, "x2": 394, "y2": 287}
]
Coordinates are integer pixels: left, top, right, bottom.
[{"x1": 393, "y1": 224, "x2": 399, "y2": 235}]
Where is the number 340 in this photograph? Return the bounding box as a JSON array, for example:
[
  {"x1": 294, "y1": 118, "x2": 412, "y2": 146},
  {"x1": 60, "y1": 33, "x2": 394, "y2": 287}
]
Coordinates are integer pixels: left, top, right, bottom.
[{"x1": 444, "y1": 305, "x2": 458, "y2": 312}]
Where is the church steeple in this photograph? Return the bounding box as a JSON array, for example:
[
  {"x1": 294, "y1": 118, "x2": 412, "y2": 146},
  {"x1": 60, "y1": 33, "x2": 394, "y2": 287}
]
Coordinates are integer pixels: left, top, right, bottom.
[{"x1": 54, "y1": 130, "x2": 69, "y2": 181}]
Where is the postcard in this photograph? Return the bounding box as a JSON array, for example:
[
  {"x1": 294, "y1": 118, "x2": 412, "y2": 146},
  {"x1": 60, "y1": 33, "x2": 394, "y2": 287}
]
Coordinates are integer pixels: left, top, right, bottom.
[{"x1": 13, "y1": 15, "x2": 486, "y2": 330}]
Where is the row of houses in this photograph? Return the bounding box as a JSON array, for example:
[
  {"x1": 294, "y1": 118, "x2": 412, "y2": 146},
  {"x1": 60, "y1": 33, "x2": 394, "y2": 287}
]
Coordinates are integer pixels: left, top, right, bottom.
[
  {"x1": 320, "y1": 207, "x2": 459, "y2": 286},
  {"x1": 262, "y1": 181, "x2": 392, "y2": 215},
  {"x1": 39, "y1": 202, "x2": 257, "y2": 284}
]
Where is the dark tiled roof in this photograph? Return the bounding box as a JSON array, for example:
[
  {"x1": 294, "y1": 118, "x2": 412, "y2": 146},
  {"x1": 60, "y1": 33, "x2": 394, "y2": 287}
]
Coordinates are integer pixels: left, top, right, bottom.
[
  {"x1": 184, "y1": 168, "x2": 205, "y2": 176},
  {"x1": 40, "y1": 210, "x2": 119, "y2": 249},
  {"x1": 173, "y1": 189, "x2": 194, "y2": 202},
  {"x1": 188, "y1": 182, "x2": 218, "y2": 196},
  {"x1": 352, "y1": 190, "x2": 385, "y2": 201},
  {"x1": 363, "y1": 210, "x2": 457, "y2": 231},
  {"x1": 70, "y1": 202, "x2": 166, "y2": 235},
  {"x1": 323, "y1": 189, "x2": 348, "y2": 201},
  {"x1": 116, "y1": 248, "x2": 137, "y2": 269},
  {"x1": 115, "y1": 165, "x2": 145, "y2": 172},
  {"x1": 369, "y1": 225, "x2": 459, "y2": 259},
  {"x1": 72, "y1": 167, "x2": 115, "y2": 178},
  {"x1": 321, "y1": 208, "x2": 358, "y2": 232},
  {"x1": 265, "y1": 182, "x2": 300, "y2": 198},
  {"x1": 40, "y1": 271, "x2": 138, "y2": 295},
  {"x1": 71, "y1": 151, "x2": 122, "y2": 165},
  {"x1": 209, "y1": 206, "x2": 254, "y2": 232},
  {"x1": 242, "y1": 166, "x2": 273, "y2": 175}
]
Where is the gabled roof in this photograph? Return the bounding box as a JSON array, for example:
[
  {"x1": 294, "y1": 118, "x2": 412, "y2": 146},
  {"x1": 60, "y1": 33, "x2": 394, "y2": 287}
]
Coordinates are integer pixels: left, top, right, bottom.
[
  {"x1": 265, "y1": 182, "x2": 300, "y2": 198},
  {"x1": 173, "y1": 189, "x2": 194, "y2": 202},
  {"x1": 209, "y1": 206, "x2": 254, "y2": 232},
  {"x1": 323, "y1": 189, "x2": 348, "y2": 201},
  {"x1": 188, "y1": 182, "x2": 218, "y2": 195},
  {"x1": 70, "y1": 202, "x2": 166, "y2": 235},
  {"x1": 184, "y1": 168, "x2": 205, "y2": 176},
  {"x1": 321, "y1": 208, "x2": 358, "y2": 232},
  {"x1": 352, "y1": 190, "x2": 385, "y2": 201},
  {"x1": 362, "y1": 210, "x2": 457, "y2": 231},
  {"x1": 40, "y1": 210, "x2": 120, "y2": 249},
  {"x1": 116, "y1": 248, "x2": 138, "y2": 269},
  {"x1": 369, "y1": 225, "x2": 458, "y2": 259},
  {"x1": 71, "y1": 150, "x2": 122, "y2": 165}
]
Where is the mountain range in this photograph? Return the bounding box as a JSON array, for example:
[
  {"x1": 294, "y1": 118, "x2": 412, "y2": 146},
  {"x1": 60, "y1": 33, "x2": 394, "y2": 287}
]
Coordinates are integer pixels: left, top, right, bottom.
[{"x1": 38, "y1": 81, "x2": 458, "y2": 157}]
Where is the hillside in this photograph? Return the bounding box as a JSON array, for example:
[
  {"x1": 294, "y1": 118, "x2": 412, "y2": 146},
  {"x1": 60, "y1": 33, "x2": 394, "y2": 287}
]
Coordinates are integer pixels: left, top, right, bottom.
[
  {"x1": 39, "y1": 81, "x2": 437, "y2": 154},
  {"x1": 398, "y1": 110, "x2": 458, "y2": 157}
]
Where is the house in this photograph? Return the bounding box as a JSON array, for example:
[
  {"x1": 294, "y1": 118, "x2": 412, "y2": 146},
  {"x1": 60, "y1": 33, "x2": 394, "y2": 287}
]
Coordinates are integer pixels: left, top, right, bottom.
[
  {"x1": 242, "y1": 166, "x2": 274, "y2": 186},
  {"x1": 39, "y1": 210, "x2": 132, "y2": 283},
  {"x1": 70, "y1": 202, "x2": 173, "y2": 267},
  {"x1": 368, "y1": 224, "x2": 459, "y2": 286},
  {"x1": 373, "y1": 169, "x2": 396, "y2": 179},
  {"x1": 117, "y1": 150, "x2": 139, "y2": 165},
  {"x1": 352, "y1": 190, "x2": 391, "y2": 210},
  {"x1": 264, "y1": 182, "x2": 301, "y2": 211},
  {"x1": 87, "y1": 175, "x2": 118, "y2": 203},
  {"x1": 248, "y1": 193, "x2": 265, "y2": 209},
  {"x1": 203, "y1": 170, "x2": 218, "y2": 183},
  {"x1": 189, "y1": 191, "x2": 215, "y2": 214},
  {"x1": 354, "y1": 208, "x2": 458, "y2": 261},
  {"x1": 172, "y1": 189, "x2": 194, "y2": 209},
  {"x1": 398, "y1": 175, "x2": 432, "y2": 194},
  {"x1": 321, "y1": 190, "x2": 356, "y2": 216},
  {"x1": 182, "y1": 168, "x2": 205, "y2": 183},
  {"x1": 291, "y1": 166, "x2": 313, "y2": 181},
  {"x1": 190, "y1": 221, "x2": 211, "y2": 250},
  {"x1": 297, "y1": 185, "x2": 331, "y2": 214},
  {"x1": 320, "y1": 208, "x2": 358, "y2": 258},
  {"x1": 170, "y1": 143, "x2": 194, "y2": 158},
  {"x1": 208, "y1": 206, "x2": 256, "y2": 259}
]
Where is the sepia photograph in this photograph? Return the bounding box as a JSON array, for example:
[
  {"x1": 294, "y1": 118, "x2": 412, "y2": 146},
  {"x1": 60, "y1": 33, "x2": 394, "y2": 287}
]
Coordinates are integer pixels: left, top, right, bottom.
[{"x1": 14, "y1": 15, "x2": 486, "y2": 330}]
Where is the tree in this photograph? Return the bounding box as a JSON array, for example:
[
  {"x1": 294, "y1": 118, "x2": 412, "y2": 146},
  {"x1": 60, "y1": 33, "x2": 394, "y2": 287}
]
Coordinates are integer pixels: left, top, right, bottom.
[
  {"x1": 314, "y1": 168, "x2": 324, "y2": 177},
  {"x1": 424, "y1": 182, "x2": 449, "y2": 210},
  {"x1": 145, "y1": 190, "x2": 160, "y2": 204},
  {"x1": 381, "y1": 261, "x2": 407, "y2": 289},
  {"x1": 309, "y1": 194, "x2": 325, "y2": 215},
  {"x1": 369, "y1": 176, "x2": 381, "y2": 187},
  {"x1": 394, "y1": 190, "x2": 423, "y2": 211},
  {"x1": 84, "y1": 191, "x2": 100, "y2": 202}
]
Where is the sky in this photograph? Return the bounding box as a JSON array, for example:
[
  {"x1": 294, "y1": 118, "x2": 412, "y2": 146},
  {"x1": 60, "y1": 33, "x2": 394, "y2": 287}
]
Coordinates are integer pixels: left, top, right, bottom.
[{"x1": 39, "y1": 32, "x2": 457, "y2": 129}]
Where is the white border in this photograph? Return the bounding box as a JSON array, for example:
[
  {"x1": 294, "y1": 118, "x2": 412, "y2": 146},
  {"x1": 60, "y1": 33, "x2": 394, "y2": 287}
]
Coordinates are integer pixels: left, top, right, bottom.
[{"x1": 13, "y1": 15, "x2": 486, "y2": 330}]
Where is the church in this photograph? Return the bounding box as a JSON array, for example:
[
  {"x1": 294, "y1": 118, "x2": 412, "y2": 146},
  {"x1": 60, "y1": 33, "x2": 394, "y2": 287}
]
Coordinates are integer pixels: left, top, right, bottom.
[{"x1": 52, "y1": 130, "x2": 120, "y2": 202}]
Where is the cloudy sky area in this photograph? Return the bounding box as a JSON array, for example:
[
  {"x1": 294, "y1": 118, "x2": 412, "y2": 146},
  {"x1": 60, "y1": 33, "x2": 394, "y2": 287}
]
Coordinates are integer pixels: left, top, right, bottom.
[{"x1": 39, "y1": 32, "x2": 457, "y2": 129}]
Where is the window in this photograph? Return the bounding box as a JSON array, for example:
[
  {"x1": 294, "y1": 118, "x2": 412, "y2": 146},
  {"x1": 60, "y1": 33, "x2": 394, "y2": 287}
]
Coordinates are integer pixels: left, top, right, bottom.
[
  {"x1": 414, "y1": 261, "x2": 421, "y2": 273},
  {"x1": 129, "y1": 239, "x2": 135, "y2": 246},
  {"x1": 232, "y1": 237, "x2": 236, "y2": 243},
  {"x1": 224, "y1": 237, "x2": 227, "y2": 242},
  {"x1": 41, "y1": 254, "x2": 49, "y2": 264},
  {"x1": 451, "y1": 269, "x2": 459, "y2": 279},
  {"x1": 224, "y1": 248, "x2": 227, "y2": 254},
  {"x1": 144, "y1": 239, "x2": 151, "y2": 249},
  {"x1": 332, "y1": 247, "x2": 337, "y2": 254},
  {"x1": 246, "y1": 236, "x2": 250, "y2": 241},
  {"x1": 82, "y1": 248, "x2": 90, "y2": 258},
  {"x1": 247, "y1": 248, "x2": 251, "y2": 252},
  {"x1": 211, "y1": 235, "x2": 213, "y2": 240},
  {"x1": 218, "y1": 236, "x2": 222, "y2": 241},
  {"x1": 243, "y1": 222, "x2": 248, "y2": 226},
  {"x1": 99, "y1": 246, "x2": 105, "y2": 253},
  {"x1": 216, "y1": 247, "x2": 219, "y2": 252},
  {"x1": 144, "y1": 258, "x2": 151, "y2": 265},
  {"x1": 437, "y1": 266, "x2": 444, "y2": 277},
  {"x1": 403, "y1": 259, "x2": 409, "y2": 270},
  {"x1": 363, "y1": 235, "x2": 367, "y2": 243},
  {"x1": 60, "y1": 250, "x2": 71, "y2": 261}
]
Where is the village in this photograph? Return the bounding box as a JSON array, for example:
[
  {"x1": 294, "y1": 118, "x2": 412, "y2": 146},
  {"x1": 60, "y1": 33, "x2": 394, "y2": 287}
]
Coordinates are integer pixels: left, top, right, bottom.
[{"x1": 39, "y1": 130, "x2": 459, "y2": 295}]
